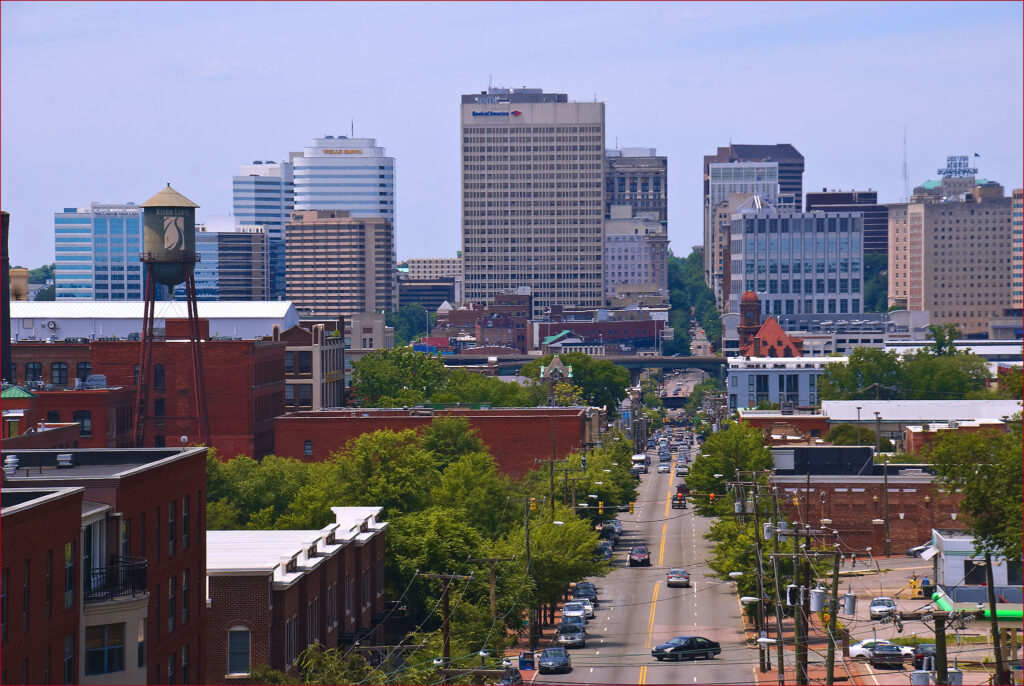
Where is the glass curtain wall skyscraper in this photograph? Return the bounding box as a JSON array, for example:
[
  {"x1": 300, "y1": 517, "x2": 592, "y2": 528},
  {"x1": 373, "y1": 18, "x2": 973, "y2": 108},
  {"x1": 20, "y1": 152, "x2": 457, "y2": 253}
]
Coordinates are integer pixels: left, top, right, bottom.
[
  {"x1": 232, "y1": 160, "x2": 293, "y2": 299},
  {"x1": 54, "y1": 203, "x2": 143, "y2": 300}
]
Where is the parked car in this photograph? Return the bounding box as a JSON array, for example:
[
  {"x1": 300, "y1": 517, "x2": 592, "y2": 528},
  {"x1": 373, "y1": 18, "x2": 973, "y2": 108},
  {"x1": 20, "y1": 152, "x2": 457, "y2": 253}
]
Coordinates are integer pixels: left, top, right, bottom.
[
  {"x1": 498, "y1": 668, "x2": 524, "y2": 685},
  {"x1": 573, "y1": 596, "x2": 595, "y2": 618},
  {"x1": 605, "y1": 520, "x2": 623, "y2": 535},
  {"x1": 592, "y1": 545, "x2": 612, "y2": 562},
  {"x1": 658, "y1": 463, "x2": 671, "y2": 473},
  {"x1": 906, "y1": 542, "x2": 931, "y2": 557},
  {"x1": 537, "y1": 647, "x2": 572, "y2": 674},
  {"x1": 575, "y1": 581, "x2": 597, "y2": 594},
  {"x1": 912, "y1": 644, "x2": 936, "y2": 670},
  {"x1": 651, "y1": 636, "x2": 721, "y2": 661},
  {"x1": 558, "y1": 615, "x2": 586, "y2": 633},
  {"x1": 561, "y1": 601, "x2": 587, "y2": 622},
  {"x1": 869, "y1": 596, "x2": 897, "y2": 620},
  {"x1": 555, "y1": 623, "x2": 586, "y2": 648},
  {"x1": 870, "y1": 643, "x2": 905, "y2": 669},
  {"x1": 666, "y1": 568, "x2": 691, "y2": 587},
  {"x1": 630, "y1": 467, "x2": 643, "y2": 479},
  {"x1": 572, "y1": 585, "x2": 599, "y2": 607},
  {"x1": 628, "y1": 546, "x2": 651, "y2": 567},
  {"x1": 849, "y1": 640, "x2": 913, "y2": 660}
]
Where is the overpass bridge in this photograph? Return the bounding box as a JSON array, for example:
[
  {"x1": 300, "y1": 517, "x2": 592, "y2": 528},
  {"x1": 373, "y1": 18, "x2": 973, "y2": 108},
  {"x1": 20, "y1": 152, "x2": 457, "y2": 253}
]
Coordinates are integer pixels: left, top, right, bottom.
[{"x1": 441, "y1": 353, "x2": 727, "y2": 384}]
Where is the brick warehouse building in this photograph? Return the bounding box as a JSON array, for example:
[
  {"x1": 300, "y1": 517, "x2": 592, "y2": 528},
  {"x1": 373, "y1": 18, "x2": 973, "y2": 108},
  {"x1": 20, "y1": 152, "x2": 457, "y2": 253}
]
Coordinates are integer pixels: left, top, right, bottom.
[
  {"x1": 275, "y1": 407, "x2": 593, "y2": 478},
  {"x1": 1, "y1": 487, "x2": 84, "y2": 685},
  {"x1": 9, "y1": 337, "x2": 285, "y2": 458},
  {"x1": 205, "y1": 508, "x2": 387, "y2": 683},
  {"x1": 1, "y1": 384, "x2": 135, "y2": 448},
  {"x1": 1, "y1": 447, "x2": 208, "y2": 684}
]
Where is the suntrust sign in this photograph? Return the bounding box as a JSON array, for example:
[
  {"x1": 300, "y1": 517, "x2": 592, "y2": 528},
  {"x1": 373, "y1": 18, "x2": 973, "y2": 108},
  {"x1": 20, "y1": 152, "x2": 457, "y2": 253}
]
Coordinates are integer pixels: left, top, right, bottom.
[{"x1": 471, "y1": 110, "x2": 522, "y2": 117}]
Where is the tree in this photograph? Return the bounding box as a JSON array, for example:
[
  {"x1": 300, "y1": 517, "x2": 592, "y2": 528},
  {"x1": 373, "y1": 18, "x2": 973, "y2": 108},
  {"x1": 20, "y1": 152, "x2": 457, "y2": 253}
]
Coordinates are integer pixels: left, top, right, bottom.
[
  {"x1": 862, "y1": 253, "x2": 888, "y2": 313},
  {"x1": 387, "y1": 304, "x2": 433, "y2": 346},
  {"x1": 687, "y1": 422, "x2": 773, "y2": 516},
  {"x1": 825, "y1": 423, "x2": 892, "y2": 450},
  {"x1": 818, "y1": 348, "x2": 903, "y2": 400},
  {"x1": 433, "y1": 450, "x2": 514, "y2": 536},
  {"x1": 418, "y1": 416, "x2": 487, "y2": 469},
  {"x1": 902, "y1": 351, "x2": 990, "y2": 399},
  {"x1": 927, "y1": 419, "x2": 1023, "y2": 560},
  {"x1": 553, "y1": 380, "x2": 584, "y2": 407},
  {"x1": 34, "y1": 285, "x2": 55, "y2": 301},
  {"x1": 433, "y1": 368, "x2": 545, "y2": 408},
  {"x1": 520, "y1": 353, "x2": 629, "y2": 413},
  {"x1": 926, "y1": 323, "x2": 961, "y2": 356},
  {"x1": 351, "y1": 347, "x2": 446, "y2": 405}
]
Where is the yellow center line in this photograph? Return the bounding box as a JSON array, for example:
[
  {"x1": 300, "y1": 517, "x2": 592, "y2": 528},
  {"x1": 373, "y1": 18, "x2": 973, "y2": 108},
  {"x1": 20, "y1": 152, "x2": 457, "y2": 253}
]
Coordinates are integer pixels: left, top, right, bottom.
[
  {"x1": 664, "y1": 481, "x2": 673, "y2": 518},
  {"x1": 658, "y1": 522, "x2": 667, "y2": 566},
  {"x1": 638, "y1": 664, "x2": 647, "y2": 684},
  {"x1": 646, "y1": 581, "x2": 660, "y2": 649}
]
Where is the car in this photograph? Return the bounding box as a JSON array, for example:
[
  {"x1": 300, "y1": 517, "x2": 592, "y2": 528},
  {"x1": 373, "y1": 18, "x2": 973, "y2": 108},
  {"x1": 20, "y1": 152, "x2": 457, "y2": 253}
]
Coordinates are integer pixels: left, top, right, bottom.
[
  {"x1": 657, "y1": 463, "x2": 671, "y2": 473},
  {"x1": 628, "y1": 546, "x2": 651, "y2": 567},
  {"x1": 870, "y1": 643, "x2": 906, "y2": 669},
  {"x1": 849, "y1": 640, "x2": 914, "y2": 660},
  {"x1": 630, "y1": 467, "x2": 643, "y2": 480},
  {"x1": 592, "y1": 545, "x2": 612, "y2": 562},
  {"x1": 561, "y1": 601, "x2": 587, "y2": 622},
  {"x1": 572, "y1": 585, "x2": 599, "y2": 607},
  {"x1": 498, "y1": 668, "x2": 524, "y2": 685},
  {"x1": 906, "y1": 542, "x2": 931, "y2": 557},
  {"x1": 598, "y1": 523, "x2": 619, "y2": 544},
  {"x1": 912, "y1": 644, "x2": 936, "y2": 670},
  {"x1": 558, "y1": 615, "x2": 586, "y2": 633},
  {"x1": 676, "y1": 464, "x2": 689, "y2": 476},
  {"x1": 659, "y1": 453, "x2": 672, "y2": 463},
  {"x1": 869, "y1": 596, "x2": 897, "y2": 620},
  {"x1": 573, "y1": 596, "x2": 595, "y2": 618},
  {"x1": 537, "y1": 647, "x2": 572, "y2": 674},
  {"x1": 606, "y1": 520, "x2": 623, "y2": 535},
  {"x1": 666, "y1": 568, "x2": 690, "y2": 587},
  {"x1": 671, "y1": 492, "x2": 687, "y2": 509},
  {"x1": 575, "y1": 581, "x2": 597, "y2": 593},
  {"x1": 651, "y1": 636, "x2": 721, "y2": 661},
  {"x1": 555, "y1": 623, "x2": 586, "y2": 648}
]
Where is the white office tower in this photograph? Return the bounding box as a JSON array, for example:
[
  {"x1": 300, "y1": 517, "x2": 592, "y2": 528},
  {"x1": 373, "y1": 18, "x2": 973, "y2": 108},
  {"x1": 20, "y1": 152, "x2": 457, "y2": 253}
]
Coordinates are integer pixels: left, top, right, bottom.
[
  {"x1": 460, "y1": 87, "x2": 605, "y2": 317},
  {"x1": 233, "y1": 160, "x2": 293, "y2": 298},
  {"x1": 291, "y1": 136, "x2": 395, "y2": 221}
]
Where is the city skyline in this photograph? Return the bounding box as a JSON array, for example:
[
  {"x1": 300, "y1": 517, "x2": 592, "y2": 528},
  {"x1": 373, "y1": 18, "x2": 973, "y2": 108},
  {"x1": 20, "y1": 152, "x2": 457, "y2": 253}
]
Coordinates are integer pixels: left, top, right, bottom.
[{"x1": 2, "y1": 1, "x2": 1022, "y2": 270}]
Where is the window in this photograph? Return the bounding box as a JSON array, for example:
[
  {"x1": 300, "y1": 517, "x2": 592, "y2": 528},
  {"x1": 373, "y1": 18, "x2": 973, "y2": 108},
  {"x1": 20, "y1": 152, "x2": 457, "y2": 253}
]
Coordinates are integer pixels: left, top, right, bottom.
[
  {"x1": 73, "y1": 410, "x2": 92, "y2": 437},
  {"x1": 76, "y1": 362, "x2": 91, "y2": 381},
  {"x1": 298, "y1": 351, "x2": 312, "y2": 374},
  {"x1": 137, "y1": 618, "x2": 146, "y2": 668},
  {"x1": 182, "y1": 496, "x2": 190, "y2": 550},
  {"x1": 228, "y1": 627, "x2": 251, "y2": 675},
  {"x1": 133, "y1": 365, "x2": 140, "y2": 385},
  {"x1": 168, "y1": 577, "x2": 176, "y2": 633},
  {"x1": 154, "y1": 398, "x2": 166, "y2": 417},
  {"x1": 120, "y1": 520, "x2": 130, "y2": 558},
  {"x1": 182, "y1": 569, "x2": 189, "y2": 624},
  {"x1": 285, "y1": 619, "x2": 294, "y2": 668},
  {"x1": 304, "y1": 440, "x2": 313, "y2": 457},
  {"x1": 168, "y1": 501, "x2": 176, "y2": 556},
  {"x1": 298, "y1": 384, "x2": 312, "y2": 407},
  {"x1": 168, "y1": 655, "x2": 175, "y2": 685},
  {"x1": 64, "y1": 543, "x2": 74, "y2": 608},
  {"x1": 153, "y1": 364, "x2": 165, "y2": 389},
  {"x1": 85, "y1": 623, "x2": 125, "y2": 675},
  {"x1": 181, "y1": 644, "x2": 189, "y2": 685},
  {"x1": 284, "y1": 351, "x2": 295, "y2": 374},
  {"x1": 25, "y1": 362, "x2": 42, "y2": 382},
  {"x1": 51, "y1": 362, "x2": 68, "y2": 385},
  {"x1": 64, "y1": 634, "x2": 74, "y2": 685},
  {"x1": 155, "y1": 435, "x2": 166, "y2": 447},
  {"x1": 46, "y1": 410, "x2": 60, "y2": 423}
]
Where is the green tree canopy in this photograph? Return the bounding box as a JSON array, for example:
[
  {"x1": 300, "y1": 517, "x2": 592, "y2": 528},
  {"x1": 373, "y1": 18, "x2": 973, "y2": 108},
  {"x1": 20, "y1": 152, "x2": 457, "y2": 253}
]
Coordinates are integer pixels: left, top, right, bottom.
[
  {"x1": 386, "y1": 303, "x2": 433, "y2": 346},
  {"x1": 825, "y1": 423, "x2": 892, "y2": 451},
  {"x1": 687, "y1": 421, "x2": 773, "y2": 516},
  {"x1": 819, "y1": 347, "x2": 903, "y2": 400},
  {"x1": 351, "y1": 347, "x2": 447, "y2": 405},
  {"x1": 519, "y1": 353, "x2": 630, "y2": 413}
]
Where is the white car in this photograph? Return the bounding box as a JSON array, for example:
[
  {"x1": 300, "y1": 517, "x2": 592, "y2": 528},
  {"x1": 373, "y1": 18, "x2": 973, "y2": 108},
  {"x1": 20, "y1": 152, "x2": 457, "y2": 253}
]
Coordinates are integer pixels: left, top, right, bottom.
[
  {"x1": 572, "y1": 596, "x2": 595, "y2": 618},
  {"x1": 657, "y1": 463, "x2": 671, "y2": 473},
  {"x1": 849, "y1": 640, "x2": 914, "y2": 660},
  {"x1": 869, "y1": 596, "x2": 897, "y2": 620},
  {"x1": 562, "y1": 602, "x2": 588, "y2": 622}
]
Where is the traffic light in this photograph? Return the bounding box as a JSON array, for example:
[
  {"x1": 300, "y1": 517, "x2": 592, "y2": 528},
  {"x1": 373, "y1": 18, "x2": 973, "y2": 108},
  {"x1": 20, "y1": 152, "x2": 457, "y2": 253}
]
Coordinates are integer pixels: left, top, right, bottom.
[
  {"x1": 530, "y1": 497, "x2": 536, "y2": 512},
  {"x1": 628, "y1": 501, "x2": 635, "y2": 514},
  {"x1": 581, "y1": 456, "x2": 587, "y2": 470},
  {"x1": 598, "y1": 501, "x2": 604, "y2": 514},
  {"x1": 709, "y1": 493, "x2": 716, "y2": 503}
]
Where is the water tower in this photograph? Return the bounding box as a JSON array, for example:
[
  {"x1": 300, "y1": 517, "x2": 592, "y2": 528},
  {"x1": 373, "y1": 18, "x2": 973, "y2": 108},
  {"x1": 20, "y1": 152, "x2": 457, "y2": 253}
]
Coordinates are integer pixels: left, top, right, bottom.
[{"x1": 134, "y1": 184, "x2": 209, "y2": 447}]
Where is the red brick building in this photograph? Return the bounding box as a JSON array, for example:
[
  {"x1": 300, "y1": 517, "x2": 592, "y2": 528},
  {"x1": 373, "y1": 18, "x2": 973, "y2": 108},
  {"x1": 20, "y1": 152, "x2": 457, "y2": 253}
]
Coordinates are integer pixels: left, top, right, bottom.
[
  {"x1": 205, "y1": 507, "x2": 387, "y2": 683},
  {"x1": 2, "y1": 384, "x2": 134, "y2": 448},
  {"x1": 275, "y1": 407, "x2": 590, "y2": 478},
  {"x1": 1, "y1": 486, "x2": 84, "y2": 686},
  {"x1": 902, "y1": 420, "x2": 1007, "y2": 455},
  {"x1": 10, "y1": 339, "x2": 286, "y2": 458},
  {"x1": 737, "y1": 410, "x2": 830, "y2": 444},
  {"x1": 528, "y1": 319, "x2": 664, "y2": 353},
  {"x1": 2, "y1": 446, "x2": 208, "y2": 684},
  {"x1": 771, "y1": 472, "x2": 966, "y2": 554},
  {"x1": 738, "y1": 316, "x2": 804, "y2": 358}
]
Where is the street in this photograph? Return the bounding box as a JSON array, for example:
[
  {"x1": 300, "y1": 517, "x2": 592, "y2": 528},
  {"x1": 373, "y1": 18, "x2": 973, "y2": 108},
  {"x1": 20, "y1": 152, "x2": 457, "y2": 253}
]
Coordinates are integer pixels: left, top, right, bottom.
[{"x1": 533, "y1": 443, "x2": 758, "y2": 685}]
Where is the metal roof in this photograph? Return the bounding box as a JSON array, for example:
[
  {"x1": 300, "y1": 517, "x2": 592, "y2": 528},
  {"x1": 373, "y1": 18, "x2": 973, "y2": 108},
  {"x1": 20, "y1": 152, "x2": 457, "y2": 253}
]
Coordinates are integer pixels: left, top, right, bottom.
[
  {"x1": 141, "y1": 183, "x2": 199, "y2": 208},
  {"x1": 11, "y1": 301, "x2": 297, "y2": 320},
  {"x1": 821, "y1": 399, "x2": 1022, "y2": 423},
  {"x1": 1, "y1": 386, "x2": 37, "y2": 399}
]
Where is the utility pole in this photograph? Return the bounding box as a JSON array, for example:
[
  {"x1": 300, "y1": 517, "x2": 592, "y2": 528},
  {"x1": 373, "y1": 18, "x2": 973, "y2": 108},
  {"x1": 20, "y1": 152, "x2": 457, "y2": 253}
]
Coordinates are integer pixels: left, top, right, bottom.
[
  {"x1": 467, "y1": 556, "x2": 514, "y2": 623},
  {"x1": 770, "y1": 489, "x2": 786, "y2": 686},
  {"x1": 825, "y1": 548, "x2": 841, "y2": 685},
  {"x1": 417, "y1": 572, "x2": 472, "y2": 667},
  {"x1": 985, "y1": 552, "x2": 1009, "y2": 685},
  {"x1": 793, "y1": 529, "x2": 806, "y2": 685},
  {"x1": 935, "y1": 610, "x2": 949, "y2": 685}
]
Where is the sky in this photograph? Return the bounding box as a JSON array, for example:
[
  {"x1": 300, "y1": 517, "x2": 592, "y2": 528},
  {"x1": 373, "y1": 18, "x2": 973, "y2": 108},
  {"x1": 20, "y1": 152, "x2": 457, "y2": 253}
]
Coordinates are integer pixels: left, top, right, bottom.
[{"x1": 2, "y1": 1, "x2": 1022, "y2": 269}]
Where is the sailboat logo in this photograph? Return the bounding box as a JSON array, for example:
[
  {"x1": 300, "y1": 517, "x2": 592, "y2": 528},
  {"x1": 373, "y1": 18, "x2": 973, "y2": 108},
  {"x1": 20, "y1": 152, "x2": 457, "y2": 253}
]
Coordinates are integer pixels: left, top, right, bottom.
[{"x1": 163, "y1": 216, "x2": 184, "y2": 250}]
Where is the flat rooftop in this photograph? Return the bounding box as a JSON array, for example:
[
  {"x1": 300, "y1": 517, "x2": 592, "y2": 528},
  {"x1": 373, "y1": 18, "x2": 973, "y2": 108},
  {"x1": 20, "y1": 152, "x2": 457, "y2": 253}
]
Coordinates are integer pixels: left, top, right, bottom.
[
  {"x1": 0, "y1": 447, "x2": 206, "y2": 482},
  {"x1": 822, "y1": 400, "x2": 1022, "y2": 422}
]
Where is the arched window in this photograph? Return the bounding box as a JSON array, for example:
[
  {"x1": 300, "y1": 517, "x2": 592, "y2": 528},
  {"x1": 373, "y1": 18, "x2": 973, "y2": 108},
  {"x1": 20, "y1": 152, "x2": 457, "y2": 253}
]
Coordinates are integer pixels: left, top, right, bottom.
[{"x1": 227, "y1": 626, "x2": 250, "y2": 675}]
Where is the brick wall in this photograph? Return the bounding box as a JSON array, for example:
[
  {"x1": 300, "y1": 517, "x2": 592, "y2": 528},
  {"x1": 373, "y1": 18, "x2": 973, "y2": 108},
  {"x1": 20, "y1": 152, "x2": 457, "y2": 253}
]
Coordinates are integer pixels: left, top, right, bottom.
[
  {"x1": 1, "y1": 490, "x2": 83, "y2": 685},
  {"x1": 206, "y1": 575, "x2": 272, "y2": 684}
]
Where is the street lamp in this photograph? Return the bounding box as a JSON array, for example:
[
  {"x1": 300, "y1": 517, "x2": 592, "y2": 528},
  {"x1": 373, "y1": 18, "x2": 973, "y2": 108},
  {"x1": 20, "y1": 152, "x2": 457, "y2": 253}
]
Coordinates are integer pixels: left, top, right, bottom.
[
  {"x1": 875, "y1": 411, "x2": 890, "y2": 557},
  {"x1": 855, "y1": 406, "x2": 862, "y2": 445}
]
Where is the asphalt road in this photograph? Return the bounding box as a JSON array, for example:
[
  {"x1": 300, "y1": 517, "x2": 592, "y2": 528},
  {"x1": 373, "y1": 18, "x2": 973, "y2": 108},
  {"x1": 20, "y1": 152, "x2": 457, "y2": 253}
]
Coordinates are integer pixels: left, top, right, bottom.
[{"x1": 533, "y1": 443, "x2": 758, "y2": 686}]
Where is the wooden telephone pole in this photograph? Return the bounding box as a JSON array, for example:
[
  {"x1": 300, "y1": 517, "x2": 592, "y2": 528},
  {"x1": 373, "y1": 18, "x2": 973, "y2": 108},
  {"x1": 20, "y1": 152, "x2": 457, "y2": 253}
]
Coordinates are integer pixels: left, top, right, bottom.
[
  {"x1": 417, "y1": 572, "x2": 472, "y2": 667},
  {"x1": 467, "y1": 556, "x2": 514, "y2": 623}
]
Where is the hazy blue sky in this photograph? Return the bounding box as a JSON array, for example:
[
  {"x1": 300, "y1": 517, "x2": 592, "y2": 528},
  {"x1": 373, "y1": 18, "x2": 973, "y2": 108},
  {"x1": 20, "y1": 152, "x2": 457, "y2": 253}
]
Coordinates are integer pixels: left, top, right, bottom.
[{"x1": 2, "y1": 1, "x2": 1021, "y2": 269}]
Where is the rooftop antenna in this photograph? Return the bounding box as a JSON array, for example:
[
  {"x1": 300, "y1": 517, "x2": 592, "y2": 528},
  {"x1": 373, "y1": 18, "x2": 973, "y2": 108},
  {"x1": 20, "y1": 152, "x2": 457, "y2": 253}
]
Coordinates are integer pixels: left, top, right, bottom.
[
  {"x1": 351, "y1": 118, "x2": 354, "y2": 138},
  {"x1": 902, "y1": 126, "x2": 909, "y2": 202},
  {"x1": 488, "y1": 74, "x2": 492, "y2": 89}
]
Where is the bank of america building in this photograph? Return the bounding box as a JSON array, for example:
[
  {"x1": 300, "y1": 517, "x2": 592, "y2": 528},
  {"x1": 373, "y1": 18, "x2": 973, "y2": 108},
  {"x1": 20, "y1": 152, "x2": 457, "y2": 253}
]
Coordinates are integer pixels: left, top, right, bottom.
[
  {"x1": 728, "y1": 199, "x2": 864, "y2": 317},
  {"x1": 54, "y1": 203, "x2": 143, "y2": 299},
  {"x1": 460, "y1": 87, "x2": 605, "y2": 317}
]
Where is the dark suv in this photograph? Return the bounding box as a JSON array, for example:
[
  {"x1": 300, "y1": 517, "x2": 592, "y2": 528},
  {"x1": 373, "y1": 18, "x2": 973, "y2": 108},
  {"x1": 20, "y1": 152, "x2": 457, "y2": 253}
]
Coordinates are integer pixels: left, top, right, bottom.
[{"x1": 913, "y1": 644, "x2": 936, "y2": 670}]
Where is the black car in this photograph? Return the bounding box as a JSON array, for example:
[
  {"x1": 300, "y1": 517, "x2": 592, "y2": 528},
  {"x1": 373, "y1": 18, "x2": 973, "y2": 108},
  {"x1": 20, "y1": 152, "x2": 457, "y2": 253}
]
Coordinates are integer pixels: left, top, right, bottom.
[
  {"x1": 628, "y1": 546, "x2": 651, "y2": 567},
  {"x1": 630, "y1": 466, "x2": 643, "y2": 479},
  {"x1": 651, "y1": 636, "x2": 721, "y2": 661},
  {"x1": 870, "y1": 643, "x2": 905, "y2": 669},
  {"x1": 592, "y1": 545, "x2": 612, "y2": 562},
  {"x1": 572, "y1": 585, "x2": 599, "y2": 606},
  {"x1": 537, "y1": 647, "x2": 572, "y2": 674},
  {"x1": 913, "y1": 644, "x2": 936, "y2": 670}
]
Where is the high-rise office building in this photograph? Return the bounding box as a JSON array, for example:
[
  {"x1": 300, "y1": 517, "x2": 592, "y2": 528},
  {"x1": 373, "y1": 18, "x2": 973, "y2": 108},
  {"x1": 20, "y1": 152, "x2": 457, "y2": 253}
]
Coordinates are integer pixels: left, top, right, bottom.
[
  {"x1": 54, "y1": 203, "x2": 143, "y2": 300},
  {"x1": 406, "y1": 257, "x2": 462, "y2": 280},
  {"x1": 604, "y1": 147, "x2": 667, "y2": 222},
  {"x1": 461, "y1": 87, "x2": 605, "y2": 317},
  {"x1": 604, "y1": 206, "x2": 669, "y2": 302},
  {"x1": 175, "y1": 225, "x2": 269, "y2": 301},
  {"x1": 285, "y1": 210, "x2": 394, "y2": 317},
  {"x1": 1011, "y1": 188, "x2": 1023, "y2": 315},
  {"x1": 806, "y1": 190, "x2": 889, "y2": 256},
  {"x1": 232, "y1": 160, "x2": 293, "y2": 299},
  {"x1": 292, "y1": 136, "x2": 394, "y2": 220},
  {"x1": 888, "y1": 172, "x2": 1013, "y2": 335},
  {"x1": 703, "y1": 144, "x2": 804, "y2": 307},
  {"x1": 707, "y1": 193, "x2": 756, "y2": 310},
  {"x1": 728, "y1": 198, "x2": 864, "y2": 318}
]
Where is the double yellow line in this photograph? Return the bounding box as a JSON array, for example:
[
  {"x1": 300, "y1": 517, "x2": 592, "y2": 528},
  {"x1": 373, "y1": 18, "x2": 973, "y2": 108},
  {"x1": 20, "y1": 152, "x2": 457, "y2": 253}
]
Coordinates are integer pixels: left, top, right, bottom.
[{"x1": 640, "y1": 581, "x2": 660, "y2": 684}]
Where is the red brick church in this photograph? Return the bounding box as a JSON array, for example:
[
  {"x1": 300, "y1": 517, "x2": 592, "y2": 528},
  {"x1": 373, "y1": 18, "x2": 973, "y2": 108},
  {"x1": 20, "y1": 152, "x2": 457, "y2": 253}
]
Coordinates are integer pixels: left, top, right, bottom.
[{"x1": 737, "y1": 291, "x2": 804, "y2": 357}]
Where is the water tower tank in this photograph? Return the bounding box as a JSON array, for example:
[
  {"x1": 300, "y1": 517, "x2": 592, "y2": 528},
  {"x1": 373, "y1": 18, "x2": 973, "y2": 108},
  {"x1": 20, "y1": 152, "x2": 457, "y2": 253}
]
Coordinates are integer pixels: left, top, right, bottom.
[{"x1": 141, "y1": 184, "x2": 199, "y2": 285}]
